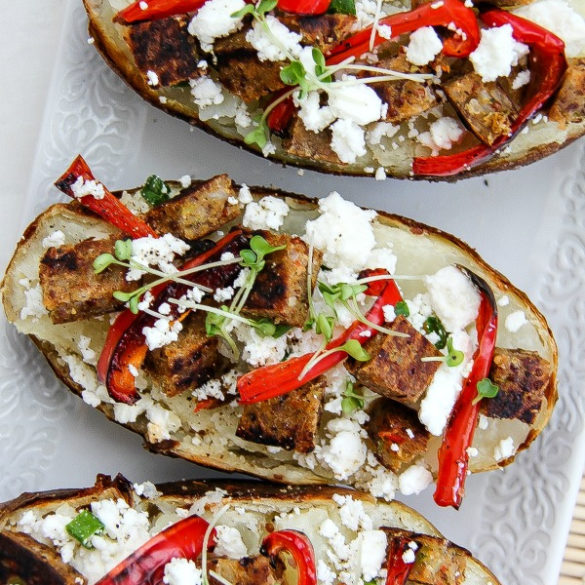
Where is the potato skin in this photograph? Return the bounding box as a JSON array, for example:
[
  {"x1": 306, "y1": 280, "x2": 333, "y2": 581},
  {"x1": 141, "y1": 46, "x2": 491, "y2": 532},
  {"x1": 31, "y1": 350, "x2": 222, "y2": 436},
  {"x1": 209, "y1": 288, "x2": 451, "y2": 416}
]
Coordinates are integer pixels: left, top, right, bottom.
[{"x1": 82, "y1": 0, "x2": 585, "y2": 181}]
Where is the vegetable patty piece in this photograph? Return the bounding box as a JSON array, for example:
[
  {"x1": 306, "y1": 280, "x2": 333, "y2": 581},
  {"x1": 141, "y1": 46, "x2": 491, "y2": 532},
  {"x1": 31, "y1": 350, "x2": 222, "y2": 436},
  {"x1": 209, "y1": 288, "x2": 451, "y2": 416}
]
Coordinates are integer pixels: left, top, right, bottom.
[
  {"x1": 1, "y1": 167, "x2": 557, "y2": 504},
  {"x1": 83, "y1": 0, "x2": 585, "y2": 179},
  {"x1": 0, "y1": 476, "x2": 504, "y2": 585}
]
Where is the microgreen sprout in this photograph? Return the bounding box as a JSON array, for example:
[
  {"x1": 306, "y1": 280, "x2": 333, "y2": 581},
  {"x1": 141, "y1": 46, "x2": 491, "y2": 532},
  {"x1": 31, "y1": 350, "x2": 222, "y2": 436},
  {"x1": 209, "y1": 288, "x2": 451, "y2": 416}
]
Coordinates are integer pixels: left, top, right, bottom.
[
  {"x1": 341, "y1": 379, "x2": 365, "y2": 415},
  {"x1": 141, "y1": 174, "x2": 171, "y2": 207},
  {"x1": 421, "y1": 335, "x2": 464, "y2": 368},
  {"x1": 423, "y1": 315, "x2": 448, "y2": 349},
  {"x1": 472, "y1": 378, "x2": 500, "y2": 405},
  {"x1": 328, "y1": 0, "x2": 356, "y2": 13},
  {"x1": 298, "y1": 338, "x2": 370, "y2": 380},
  {"x1": 394, "y1": 300, "x2": 410, "y2": 317}
]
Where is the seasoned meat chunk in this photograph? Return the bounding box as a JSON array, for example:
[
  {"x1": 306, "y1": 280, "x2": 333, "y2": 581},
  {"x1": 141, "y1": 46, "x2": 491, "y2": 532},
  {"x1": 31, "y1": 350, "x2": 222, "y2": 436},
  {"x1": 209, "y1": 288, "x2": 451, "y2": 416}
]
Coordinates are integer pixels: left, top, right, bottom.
[
  {"x1": 146, "y1": 175, "x2": 242, "y2": 241},
  {"x1": 366, "y1": 398, "x2": 429, "y2": 473},
  {"x1": 236, "y1": 378, "x2": 326, "y2": 452},
  {"x1": 144, "y1": 313, "x2": 227, "y2": 397},
  {"x1": 382, "y1": 529, "x2": 468, "y2": 585},
  {"x1": 208, "y1": 555, "x2": 282, "y2": 585},
  {"x1": 0, "y1": 530, "x2": 86, "y2": 585},
  {"x1": 283, "y1": 117, "x2": 341, "y2": 165},
  {"x1": 444, "y1": 72, "x2": 519, "y2": 145},
  {"x1": 39, "y1": 235, "x2": 134, "y2": 324},
  {"x1": 215, "y1": 53, "x2": 286, "y2": 102},
  {"x1": 124, "y1": 16, "x2": 201, "y2": 87},
  {"x1": 371, "y1": 53, "x2": 438, "y2": 123},
  {"x1": 279, "y1": 13, "x2": 356, "y2": 53},
  {"x1": 347, "y1": 317, "x2": 442, "y2": 407},
  {"x1": 243, "y1": 230, "x2": 322, "y2": 327},
  {"x1": 549, "y1": 58, "x2": 585, "y2": 128},
  {"x1": 480, "y1": 347, "x2": 552, "y2": 425}
]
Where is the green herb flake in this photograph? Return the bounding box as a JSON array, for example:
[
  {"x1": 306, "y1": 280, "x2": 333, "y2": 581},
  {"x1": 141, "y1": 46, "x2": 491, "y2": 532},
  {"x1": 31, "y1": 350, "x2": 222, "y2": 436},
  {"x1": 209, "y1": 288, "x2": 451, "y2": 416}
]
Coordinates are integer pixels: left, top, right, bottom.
[
  {"x1": 472, "y1": 378, "x2": 500, "y2": 405},
  {"x1": 445, "y1": 337, "x2": 464, "y2": 367},
  {"x1": 65, "y1": 509, "x2": 104, "y2": 549},
  {"x1": 141, "y1": 175, "x2": 171, "y2": 207},
  {"x1": 341, "y1": 380, "x2": 365, "y2": 415},
  {"x1": 394, "y1": 300, "x2": 410, "y2": 317},
  {"x1": 280, "y1": 61, "x2": 307, "y2": 86},
  {"x1": 424, "y1": 315, "x2": 448, "y2": 350},
  {"x1": 328, "y1": 0, "x2": 356, "y2": 14}
]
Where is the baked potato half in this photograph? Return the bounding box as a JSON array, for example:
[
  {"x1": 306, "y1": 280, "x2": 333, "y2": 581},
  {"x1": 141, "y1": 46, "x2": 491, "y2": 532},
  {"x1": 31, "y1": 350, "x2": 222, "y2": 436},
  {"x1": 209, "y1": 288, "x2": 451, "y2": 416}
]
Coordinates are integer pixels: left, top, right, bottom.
[
  {"x1": 83, "y1": 0, "x2": 585, "y2": 179},
  {"x1": 0, "y1": 475, "x2": 503, "y2": 585},
  {"x1": 1, "y1": 166, "x2": 557, "y2": 506}
]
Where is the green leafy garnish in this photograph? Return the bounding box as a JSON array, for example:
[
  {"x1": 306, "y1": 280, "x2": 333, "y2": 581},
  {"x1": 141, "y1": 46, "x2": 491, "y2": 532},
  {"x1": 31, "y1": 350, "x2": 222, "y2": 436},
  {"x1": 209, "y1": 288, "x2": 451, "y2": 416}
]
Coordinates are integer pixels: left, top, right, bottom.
[
  {"x1": 341, "y1": 380, "x2": 365, "y2": 415},
  {"x1": 328, "y1": 0, "x2": 356, "y2": 15},
  {"x1": 280, "y1": 61, "x2": 307, "y2": 87},
  {"x1": 340, "y1": 339, "x2": 370, "y2": 361},
  {"x1": 244, "y1": 120, "x2": 270, "y2": 149},
  {"x1": 445, "y1": 337, "x2": 464, "y2": 367},
  {"x1": 65, "y1": 509, "x2": 104, "y2": 549},
  {"x1": 424, "y1": 315, "x2": 448, "y2": 349},
  {"x1": 93, "y1": 253, "x2": 117, "y2": 274},
  {"x1": 114, "y1": 238, "x2": 133, "y2": 261},
  {"x1": 141, "y1": 175, "x2": 171, "y2": 207},
  {"x1": 394, "y1": 300, "x2": 410, "y2": 317},
  {"x1": 472, "y1": 378, "x2": 500, "y2": 405},
  {"x1": 257, "y1": 0, "x2": 278, "y2": 14}
]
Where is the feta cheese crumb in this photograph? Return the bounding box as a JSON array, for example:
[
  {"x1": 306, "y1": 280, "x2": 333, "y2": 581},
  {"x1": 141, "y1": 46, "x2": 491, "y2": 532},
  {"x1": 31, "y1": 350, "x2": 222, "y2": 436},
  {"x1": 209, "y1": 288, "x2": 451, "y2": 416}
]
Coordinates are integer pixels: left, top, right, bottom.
[
  {"x1": 406, "y1": 26, "x2": 443, "y2": 66},
  {"x1": 402, "y1": 548, "x2": 416, "y2": 564},
  {"x1": 179, "y1": 175, "x2": 192, "y2": 188},
  {"x1": 242, "y1": 195, "x2": 289, "y2": 230},
  {"x1": 163, "y1": 558, "x2": 203, "y2": 585},
  {"x1": 330, "y1": 119, "x2": 367, "y2": 164},
  {"x1": 238, "y1": 184, "x2": 253, "y2": 204},
  {"x1": 20, "y1": 284, "x2": 48, "y2": 320},
  {"x1": 494, "y1": 436, "x2": 515, "y2": 461},
  {"x1": 214, "y1": 526, "x2": 248, "y2": 559},
  {"x1": 398, "y1": 465, "x2": 433, "y2": 495},
  {"x1": 146, "y1": 70, "x2": 159, "y2": 86},
  {"x1": 127, "y1": 234, "x2": 190, "y2": 281},
  {"x1": 375, "y1": 167, "x2": 387, "y2": 181},
  {"x1": 190, "y1": 77, "x2": 225, "y2": 108},
  {"x1": 246, "y1": 16, "x2": 302, "y2": 61},
  {"x1": 70, "y1": 176, "x2": 105, "y2": 200},
  {"x1": 512, "y1": 69, "x2": 531, "y2": 90},
  {"x1": 188, "y1": 0, "x2": 246, "y2": 52},
  {"x1": 327, "y1": 79, "x2": 384, "y2": 126},
  {"x1": 417, "y1": 117, "x2": 464, "y2": 154},
  {"x1": 42, "y1": 230, "x2": 66, "y2": 249},
  {"x1": 505, "y1": 310, "x2": 527, "y2": 332},
  {"x1": 143, "y1": 318, "x2": 183, "y2": 351}
]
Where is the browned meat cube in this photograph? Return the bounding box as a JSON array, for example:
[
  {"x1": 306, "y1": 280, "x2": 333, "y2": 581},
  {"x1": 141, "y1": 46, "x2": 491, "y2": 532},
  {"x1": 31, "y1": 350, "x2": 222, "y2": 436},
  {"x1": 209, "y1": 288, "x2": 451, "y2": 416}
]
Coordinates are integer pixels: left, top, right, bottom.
[
  {"x1": 382, "y1": 529, "x2": 468, "y2": 585},
  {"x1": 0, "y1": 530, "x2": 86, "y2": 585},
  {"x1": 549, "y1": 58, "x2": 585, "y2": 128},
  {"x1": 208, "y1": 555, "x2": 282, "y2": 585},
  {"x1": 124, "y1": 16, "x2": 202, "y2": 87},
  {"x1": 279, "y1": 13, "x2": 356, "y2": 53},
  {"x1": 236, "y1": 378, "x2": 325, "y2": 452},
  {"x1": 146, "y1": 174, "x2": 242, "y2": 241},
  {"x1": 242, "y1": 230, "x2": 322, "y2": 327},
  {"x1": 144, "y1": 313, "x2": 227, "y2": 397},
  {"x1": 283, "y1": 117, "x2": 341, "y2": 165},
  {"x1": 39, "y1": 235, "x2": 134, "y2": 324},
  {"x1": 215, "y1": 52, "x2": 286, "y2": 102},
  {"x1": 347, "y1": 317, "x2": 442, "y2": 408},
  {"x1": 366, "y1": 398, "x2": 429, "y2": 473},
  {"x1": 480, "y1": 347, "x2": 552, "y2": 425},
  {"x1": 371, "y1": 53, "x2": 438, "y2": 123},
  {"x1": 444, "y1": 72, "x2": 519, "y2": 146}
]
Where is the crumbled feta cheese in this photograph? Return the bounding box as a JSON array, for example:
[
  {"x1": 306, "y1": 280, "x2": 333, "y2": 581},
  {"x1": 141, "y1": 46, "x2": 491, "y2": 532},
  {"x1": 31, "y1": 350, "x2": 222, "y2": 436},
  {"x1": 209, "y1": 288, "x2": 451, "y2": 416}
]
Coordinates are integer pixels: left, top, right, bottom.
[
  {"x1": 317, "y1": 419, "x2": 367, "y2": 480},
  {"x1": 78, "y1": 335, "x2": 97, "y2": 365},
  {"x1": 402, "y1": 549, "x2": 416, "y2": 564},
  {"x1": 497, "y1": 294, "x2": 510, "y2": 307},
  {"x1": 399, "y1": 465, "x2": 433, "y2": 495},
  {"x1": 478, "y1": 414, "x2": 489, "y2": 430},
  {"x1": 470, "y1": 25, "x2": 530, "y2": 82},
  {"x1": 70, "y1": 176, "x2": 106, "y2": 200},
  {"x1": 238, "y1": 184, "x2": 253, "y2": 204},
  {"x1": 406, "y1": 26, "x2": 443, "y2": 66},
  {"x1": 214, "y1": 286, "x2": 235, "y2": 302},
  {"x1": 143, "y1": 318, "x2": 183, "y2": 351},
  {"x1": 163, "y1": 558, "x2": 203, "y2": 585},
  {"x1": 42, "y1": 230, "x2": 66, "y2": 249},
  {"x1": 317, "y1": 560, "x2": 336, "y2": 585},
  {"x1": 425, "y1": 266, "x2": 481, "y2": 331},
  {"x1": 505, "y1": 310, "x2": 527, "y2": 332},
  {"x1": 330, "y1": 119, "x2": 367, "y2": 164},
  {"x1": 512, "y1": 69, "x2": 531, "y2": 90},
  {"x1": 133, "y1": 481, "x2": 161, "y2": 499},
  {"x1": 179, "y1": 175, "x2": 192, "y2": 188},
  {"x1": 146, "y1": 403, "x2": 181, "y2": 441},
  {"x1": 242, "y1": 195, "x2": 289, "y2": 230},
  {"x1": 214, "y1": 526, "x2": 248, "y2": 559},
  {"x1": 20, "y1": 284, "x2": 48, "y2": 320},
  {"x1": 327, "y1": 79, "x2": 384, "y2": 126},
  {"x1": 127, "y1": 234, "x2": 190, "y2": 281},
  {"x1": 304, "y1": 192, "x2": 376, "y2": 271},
  {"x1": 367, "y1": 122, "x2": 400, "y2": 146},
  {"x1": 190, "y1": 77, "x2": 225, "y2": 108},
  {"x1": 192, "y1": 378, "x2": 224, "y2": 402},
  {"x1": 146, "y1": 70, "x2": 159, "y2": 86},
  {"x1": 246, "y1": 16, "x2": 302, "y2": 61},
  {"x1": 383, "y1": 304, "x2": 396, "y2": 323},
  {"x1": 417, "y1": 117, "x2": 464, "y2": 154},
  {"x1": 355, "y1": 531, "x2": 387, "y2": 581},
  {"x1": 188, "y1": 0, "x2": 246, "y2": 52},
  {"x1": 514, "y1": 0, "x2": 585, "y2": 57},
  {"x1": 234, "y1": 323, "x2": 289, "y2": 366},
  {"x1": 375, "y1": 167, "x2": 387, "y2": 181},
  {"x1": 494, "y1": 436, "x2": 515, "y2": 461},
  {"x1": 296, "y1": 91, "x2": 336, "y2": 133}
]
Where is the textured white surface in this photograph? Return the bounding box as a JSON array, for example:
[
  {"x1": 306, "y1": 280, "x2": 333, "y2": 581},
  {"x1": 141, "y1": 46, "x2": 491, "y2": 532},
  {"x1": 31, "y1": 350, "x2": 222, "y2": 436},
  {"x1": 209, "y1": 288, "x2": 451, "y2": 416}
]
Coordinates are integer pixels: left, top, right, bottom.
[{"x1": 0, "y1": 3, "x2": 584, "y2": 585}]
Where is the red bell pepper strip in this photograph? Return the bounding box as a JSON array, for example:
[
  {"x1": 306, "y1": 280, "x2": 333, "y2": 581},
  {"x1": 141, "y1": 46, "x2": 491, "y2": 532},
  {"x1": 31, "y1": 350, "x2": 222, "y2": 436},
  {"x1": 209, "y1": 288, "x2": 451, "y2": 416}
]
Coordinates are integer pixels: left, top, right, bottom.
[
  {"x1": 95, "y1": 515, "x2": 215, "y2": 585},
  {"x1": 237, "y1": 269, "x2": 402, "y2": 404},
  {"x1": 267, "y1": 96, "x2": 296, "y2": 136},
  {"x1": 433, "y1": 267, "x2": 497, "y2": 509},
  {"x1": 55, "y1": 155, "x2": 157, "y2": 239},
  {"x1": 326, "y1": 0, "x2": 480, "y2": 65},
  {"x1": 277, "y1": 0, "x2": 330, "y2": 15},
  {"x1": 385, "y1": 536, "x2": 418, "y2": 585},
  {"x1": 261, "y1": 530, "x2": 317, "y2": 585},
  {"x1": 102, "y1": 230, "x2": 247, "y2": 404},
  {"x1": 114, "y1": 0, "x2": 209, "y2": 23},
  {"x1": 413, "y1": 10, "x2": 567, "y2": 177}
]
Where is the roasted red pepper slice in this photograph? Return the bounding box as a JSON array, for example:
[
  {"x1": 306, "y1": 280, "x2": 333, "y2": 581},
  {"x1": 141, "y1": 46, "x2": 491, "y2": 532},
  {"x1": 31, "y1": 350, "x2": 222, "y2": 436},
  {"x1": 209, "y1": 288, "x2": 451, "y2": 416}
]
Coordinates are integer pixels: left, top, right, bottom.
[
  {"x1": 261, "y1": 530, "x2": 317, "y2": 585},
  {"x1": 55, "y1": 155, "x2": 157, "y2": 239},
  {"x1": 277, "y1": 0, "x2": 330, "y2": 14},
  {"x1": 267, "y1": 96, "x2": 296, "y2": 136},
  {"x1": 326, "y1": 0, "x2": 480, "y2": 65},
  {"x1": 237, "y1": 270, "x2": 402, "y2": 404},
  {"x1": 413, "y1": 10, "x2": 568, "y2": 177},
  {"x1": 385, "y1": 536, "x2": 418, "y2": 585},
  {"x1": 115, "y1": 0, "x2": 208, "y2": 23},
  {"x1": 102, "y1": 230, "x2": 247, "y2": 404},
  {"x1": 433, "y1": 267, "x2": 497, "y2": 509},
  {"x1": 95, "y1": 515, "x2": 215, "y2": 585}
]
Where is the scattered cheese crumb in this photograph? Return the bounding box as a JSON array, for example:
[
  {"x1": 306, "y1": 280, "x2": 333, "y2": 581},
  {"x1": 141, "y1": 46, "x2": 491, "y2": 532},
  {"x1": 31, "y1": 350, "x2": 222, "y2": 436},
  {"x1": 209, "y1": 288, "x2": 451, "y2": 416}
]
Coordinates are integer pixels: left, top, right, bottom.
[{"x1": 505, "y1": 310, "x2": 527, "y2": 332}]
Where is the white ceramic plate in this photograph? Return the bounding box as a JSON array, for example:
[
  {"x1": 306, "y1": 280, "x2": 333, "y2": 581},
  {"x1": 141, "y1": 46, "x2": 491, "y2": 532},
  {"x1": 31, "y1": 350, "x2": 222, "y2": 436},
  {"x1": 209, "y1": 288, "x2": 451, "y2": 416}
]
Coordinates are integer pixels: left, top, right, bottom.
[{"x1": 1, "y1": 1, "x2": 585, "y2": 584}]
